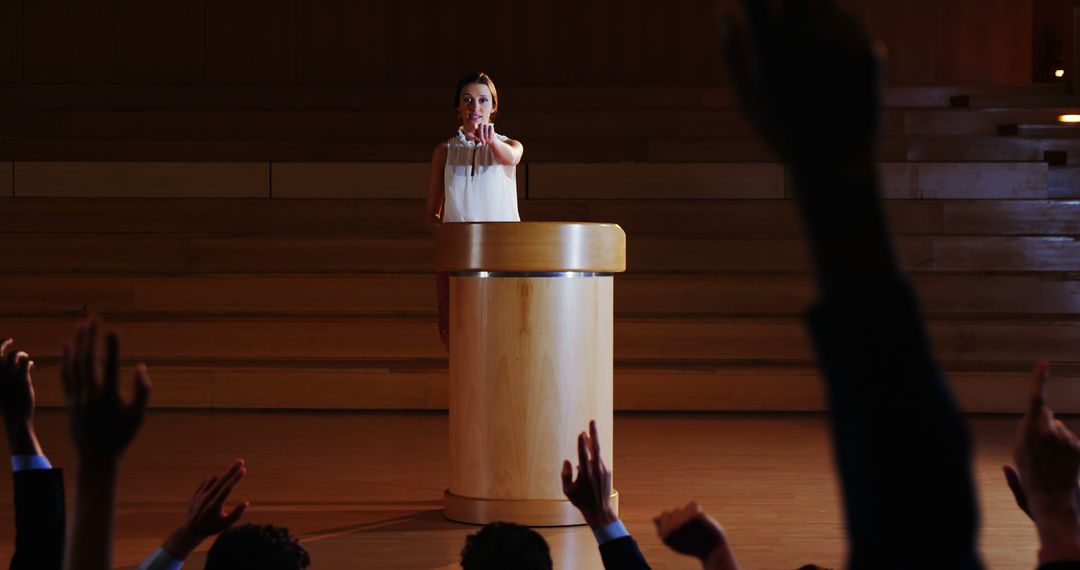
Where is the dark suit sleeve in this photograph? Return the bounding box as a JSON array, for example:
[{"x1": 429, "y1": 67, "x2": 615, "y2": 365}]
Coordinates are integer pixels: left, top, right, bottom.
[
  {"x1": 1038, "y1": 563, "x2": 1080, "y2": 569},
  {"x1": 10, "y1": 468, "x2": 66, "y2": 570},
  {"x1": 598, "y1": 535, "x2": 651, "y2": 570},
  {"x1": 806, "y1": 279, "x2": 982, "y2": 570}
]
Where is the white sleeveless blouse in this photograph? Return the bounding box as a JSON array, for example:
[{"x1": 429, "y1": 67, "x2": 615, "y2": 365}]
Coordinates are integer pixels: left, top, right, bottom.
[{"x1": 442, "y1": 127, "x2": 521, "y2": 223}]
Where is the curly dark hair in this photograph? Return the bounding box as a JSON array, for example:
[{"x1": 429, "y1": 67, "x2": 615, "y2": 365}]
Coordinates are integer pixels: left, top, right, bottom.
[
  {"x1": 460, "y1": 521, "x2": 552, "y2": 570},
  {"x1": 204, "y1": 523, "x2": 311, "y2": 570}
]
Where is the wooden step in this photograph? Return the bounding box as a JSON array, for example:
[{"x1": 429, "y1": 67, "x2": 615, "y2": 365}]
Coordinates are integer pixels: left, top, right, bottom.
[
  {"x1": 904, "y1": 137, "x2": 1080, "y2": 162},
  {"x1": 0, "y1": 235, "x2": 438, "y2": 273},
  {"x1": 951, "y1": 93, "x2": 1080, "y2": 109},
  {"x1": 8, "y1": 135, "x2": 1073, "y2": 165},
  {"x1": 4, "y1": 315, "x2": 1076, "y2": 364},
  {"x1": 528, "y1": 163, "x2": 786, "y2": 199},
  {"x1": 6, "y1": 160, "x2": 1050, "y2": 200},
  {"x1": 4, "y1": 198, "x2": 1075, "y2": 238},
  {"x1": 614, "y1": 367, "x2": 1080, "y2": 413},
  {"x1": 644, "y1": 139, "x2": 779, "y2": 162},
  {"x1": 2, "y1": 273, "x2": 1076, "y2": 318},
  {"x1": 0, "y1": 273, "x2": 438, "y2": 315},
  {"x1": 0, "y1": 316, "x2": 447, "y2": 361},
  {"x1": 904, "y1": 108, "x2": 1079, "y2": 136},
  {"x1": 529, "y1": 162, "x2": 1047, "y2": 200},
  {"x1": 998, "y1": 123, "x2": 1080, "y2": 138},
  {"x1": 615, "y1": 274, "x2": 1080, "y2": 317},
  {"x1": 1049, "y1": 167, "x2": 1080, "y2": 198},
  {"x1": 939, "y1": 201, "x2": 1080, "y2": 235},
  {"x1": 24, "y1": 361, "x2": 1079, "y2": 413},
  {"x1": 13, "y1": 161, "x2": 271, "y2": 198},
  {"x1": 7, "y1": 138, "x2": 684, "y2": 163},
  {"x1": 6, "y1": 198, "x2": 1077, "y2": 238},
  {"x1": 2, "y1": 234, "x2": 1078, "y2": 273},
  {"x1": 7, "y1": 139, "x2": 436, "y2": 162},
  {"x1": 647, "y1": 139, "x2": 907, "y2": 162},
  {"x1": 925, "y1": 237, "x2": 1080, "y2": 272},
  {"x1": 526, "y1": 200, "x2": 942, "y2": 236},
  {"x1": 612, "y1": 318, "x2": 1080, "y2": 363},
  {"x1": 0, "y1": 198, "x2": 428, "y2": 236},
  {"x1": 25, "y1": 361, "x2": 444, "y2": 410},
  {"x1": 878, "y1": 162, "x2": 1047, "y2": 199}
]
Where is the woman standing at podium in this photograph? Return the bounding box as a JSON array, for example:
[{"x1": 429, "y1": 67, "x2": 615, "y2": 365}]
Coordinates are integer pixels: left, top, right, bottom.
[{"x1": 425, "y1": 72, "x2": 525, "y2": 350}]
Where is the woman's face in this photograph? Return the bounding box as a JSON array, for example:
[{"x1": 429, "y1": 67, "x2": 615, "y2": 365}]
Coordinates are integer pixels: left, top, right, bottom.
[{"x1": 458, "y1": 83, "x2": 495, "y2": 131}]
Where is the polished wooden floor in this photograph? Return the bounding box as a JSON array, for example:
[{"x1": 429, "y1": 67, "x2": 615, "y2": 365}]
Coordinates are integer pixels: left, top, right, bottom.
[{"x1": 0, "y1": 411, "x2": 1043, "y2": 569}]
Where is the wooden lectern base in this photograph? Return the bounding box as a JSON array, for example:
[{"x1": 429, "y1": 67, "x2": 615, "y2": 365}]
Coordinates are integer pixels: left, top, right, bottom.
[{"x1": 443, "y1": 489, "x2": 619, "y2": 527}]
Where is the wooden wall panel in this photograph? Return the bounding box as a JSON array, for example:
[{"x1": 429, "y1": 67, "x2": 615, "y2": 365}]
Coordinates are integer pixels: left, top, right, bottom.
[
  {"x1": 479, "y1": 1, "x2": 529, "y2": 84},
  {"x1": 0, "y1": 0, "x2": 21, "y2": 83},
  {"x1": 14, "y1": 162, "x2": 269, "y2": 198},
  {"x1": 517, "y1": 0, "x2": 555, "y2": 84},
  {"x1": 1032, "y1": 0, "x2": 1071, "y2": 81},
  {"x1": 936, "y1": 0, "x2": 1033, "y2": 84},
  {"x1": 845, "y1": 0, "x2": 937, "y2": 84},
  {"x1": 271, "y1": 163, "x2": 431, "y2": 199},
  {"x1": 206, "y1": 0, "x2": 296, "y2": 83},
  {"x1": 296, "y1": 0, "x2": 387, "y2": 83},
  {"x1": 0, "y1": 0, "x2": 1044, "y2": 87},
  {"x1": 22, "y1": 0, "x2": 114, "y2": 82},
  {"x1": 114, "y1": 0, "x2": 206, "y2": 83},
  {"x1": 0, "y1": 162, "x2": 10, "y2": 197},
  {"x1": 383, "y1": 0, "x2": 725, "y2": 85},
  {"x1": 385, "y1": 1, "x2": 467, "y2": 85},
  {"x1": 674, "y1": 0, "x2": 728, "y2": 84}
]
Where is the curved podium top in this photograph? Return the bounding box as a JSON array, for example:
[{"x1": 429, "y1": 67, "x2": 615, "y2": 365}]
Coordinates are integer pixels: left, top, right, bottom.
[{"x1": 436, "y1": 222, "x2": 626, "y2": 273}]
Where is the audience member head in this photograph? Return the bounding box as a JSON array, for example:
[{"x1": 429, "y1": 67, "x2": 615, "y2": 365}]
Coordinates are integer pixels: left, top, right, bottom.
[
  {"x1": 204, "y1": 523, "x2": 310, "y2": 570},
  {"x1": 459, "y1": 521, "x2": 552, "y2": 570}
]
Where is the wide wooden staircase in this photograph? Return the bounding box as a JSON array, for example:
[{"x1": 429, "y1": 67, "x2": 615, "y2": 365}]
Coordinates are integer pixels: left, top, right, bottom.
[{"x1": 1, "y1": 83, "x2": 1077, "y2": 412}]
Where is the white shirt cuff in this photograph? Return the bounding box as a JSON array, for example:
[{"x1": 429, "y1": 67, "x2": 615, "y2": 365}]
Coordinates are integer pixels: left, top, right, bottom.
[
  {"x1": 592, "y1": 519, "x2": 630, "y2": 545},
  {"x1": 11, "y1": 455, "x2": 51, "y2": 471},
  {"x1": 137, "y1": 547, "x2": 185, "y2": 570}
]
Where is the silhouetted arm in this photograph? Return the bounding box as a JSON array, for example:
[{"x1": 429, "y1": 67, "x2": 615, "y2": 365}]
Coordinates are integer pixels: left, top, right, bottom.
[
  {"x1": 720, "y1": 0, "x2": 980, "y2": 567},
  {"x1": 62, "y1": 318, "x2": 151, "y2": 570},
  {"x1": 1, "y1": 339, "x2": 65, "y2": 570}
]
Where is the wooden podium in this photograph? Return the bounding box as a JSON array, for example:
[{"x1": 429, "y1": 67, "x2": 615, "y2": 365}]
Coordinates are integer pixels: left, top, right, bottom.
[{"x1": 436, "y1": 222, "x2": 626, "y2": 526}]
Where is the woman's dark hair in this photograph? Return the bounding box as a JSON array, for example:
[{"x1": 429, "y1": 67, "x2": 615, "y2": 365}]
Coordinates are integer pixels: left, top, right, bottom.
[{"x1": 454, "y1": 71, "x2": 499, "y2": 116}]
